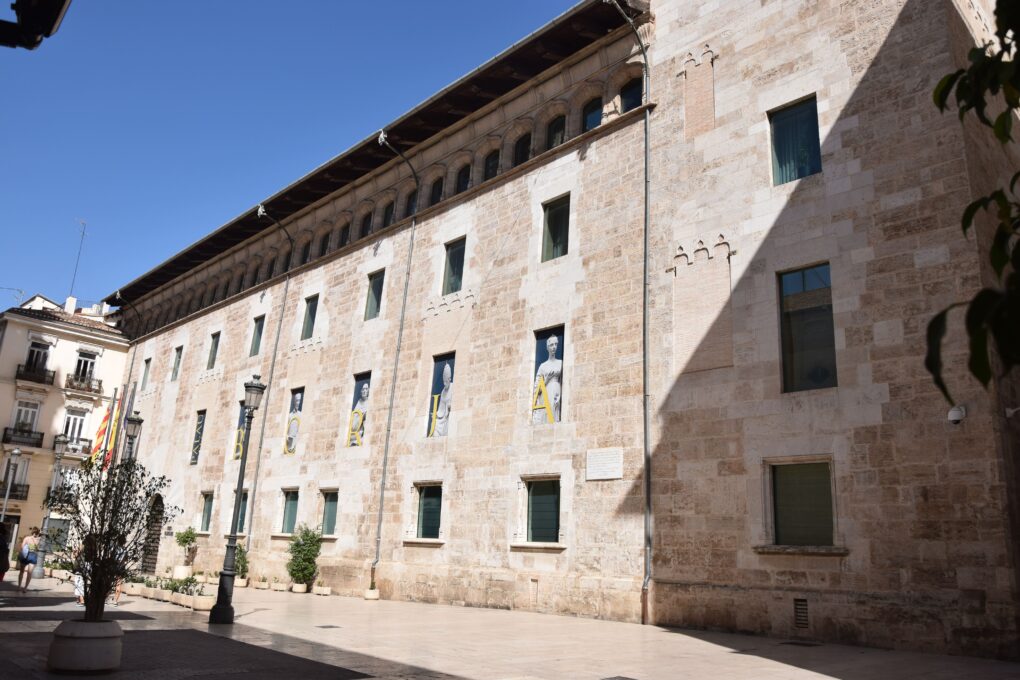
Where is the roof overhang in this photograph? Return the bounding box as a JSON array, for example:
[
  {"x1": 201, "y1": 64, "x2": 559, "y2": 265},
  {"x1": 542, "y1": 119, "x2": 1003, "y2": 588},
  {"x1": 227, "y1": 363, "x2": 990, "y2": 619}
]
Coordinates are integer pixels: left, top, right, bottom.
[{"x1": 104, "y1": 0, "x2": 643, "y2": 306}]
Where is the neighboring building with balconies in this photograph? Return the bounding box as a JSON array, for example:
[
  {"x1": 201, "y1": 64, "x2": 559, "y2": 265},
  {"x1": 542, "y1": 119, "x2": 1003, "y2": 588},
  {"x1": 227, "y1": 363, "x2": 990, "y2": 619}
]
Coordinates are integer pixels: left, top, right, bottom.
[{"x1": 0, "y1": 294, "x2": 128, "y2": 551}]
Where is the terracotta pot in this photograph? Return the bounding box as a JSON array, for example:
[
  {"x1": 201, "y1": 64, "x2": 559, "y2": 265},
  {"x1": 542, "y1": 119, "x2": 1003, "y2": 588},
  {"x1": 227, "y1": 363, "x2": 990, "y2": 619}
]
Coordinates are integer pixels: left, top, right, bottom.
[
  {"x1": 312, "y1": 586, "x2": 331, "y2": 596},
  {"x1": 235, "y1": 578, "x2": 247, "y2": 588},
  {"x1": 192, "y1": 595, "x2": 215, "y2": 611},
  {"x1": 48, "y1": 620, "x2": 123, "y2": 672},
  {"x1": 291, "y1": 583, "x2": 308, "y2": 593},
  {"x1": 253, "y1": 581, "x2": 269, "y2": 590},
  {"x1": 172, "y1": 565, "x2": 193, "y2": 580}
]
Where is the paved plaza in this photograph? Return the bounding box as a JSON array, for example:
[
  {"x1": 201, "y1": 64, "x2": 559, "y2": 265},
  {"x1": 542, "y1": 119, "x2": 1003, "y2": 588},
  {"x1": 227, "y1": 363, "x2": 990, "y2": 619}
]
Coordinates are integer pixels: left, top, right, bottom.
[{"x1": 1, "y1": 577, "x2": 1018, "y2": 679}]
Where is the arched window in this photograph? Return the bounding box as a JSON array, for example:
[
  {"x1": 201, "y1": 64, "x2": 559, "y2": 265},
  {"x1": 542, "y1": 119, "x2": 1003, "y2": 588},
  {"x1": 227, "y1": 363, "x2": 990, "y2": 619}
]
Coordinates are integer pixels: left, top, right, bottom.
[
  {"x1": 300, "y1": 240, "x2": 312, "y2": 265},
  {"x1": 513, "y1": 133, "x2": 531, "y2": 167},
  {"x1": 382, "y1": 201, "x2": 395, "y2": 228},
  {"x1": 455, "y1": 164, "x2": 471, "y2": 194},
  {"x1": 233, "y1": 272, "x2": 244, "y2": 294},
  {"x1": 620, "y1": 77, "x2": 642, "y2": 113},
  {"x1": 430, "y1": 177, "x2": 444, "y2": 206},
  {"x1": 318, "y1": 232, "x2": 330, "y2": 257},
  {"x1": 582, "y1": 97, "x2": 602, "y2": 133},
  {"x1": 546, "y1": 116, "x2": 565, "y2": 151},
  {"x1": 279, "y1": 248, "x2": 291, "y2": 273},
  {"x1": 360, "y1": 212, "x2": 373, "y2": 238},
  {"x1": 483, "y1": 150, "x2": 500, "y2": 180},
  {"x1": 265, "y1": 257, "x2": 276, "y2": 280},
  {"x1": 404, "y1": 189, "x2": 418, "y2": 218},
  {"x1": 339, "y1": 223, "x2": 351, "y2": 247}
]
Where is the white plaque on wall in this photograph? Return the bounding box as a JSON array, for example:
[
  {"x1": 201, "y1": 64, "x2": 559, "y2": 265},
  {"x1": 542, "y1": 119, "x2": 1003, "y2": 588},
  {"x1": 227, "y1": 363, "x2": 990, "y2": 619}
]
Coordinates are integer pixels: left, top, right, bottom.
[{"x1": 586, "y1": 448, "x2": 623, "y2": 481}]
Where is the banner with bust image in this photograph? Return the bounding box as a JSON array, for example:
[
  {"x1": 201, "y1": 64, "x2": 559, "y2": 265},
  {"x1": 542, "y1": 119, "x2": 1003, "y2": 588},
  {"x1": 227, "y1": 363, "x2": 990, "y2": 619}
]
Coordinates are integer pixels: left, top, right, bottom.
[
  {"x1": 346, "y1": 372, "x2": 371, "y2": 446},
  {"x1": 284, "y1": 387, "x2": 304, "y2": 455},
  {"x1": 532, "y1": 326, "x2": 564, "y2": 424},
  {"x1": 427, "y1": 353, "x2": 455, "y2": 437}
]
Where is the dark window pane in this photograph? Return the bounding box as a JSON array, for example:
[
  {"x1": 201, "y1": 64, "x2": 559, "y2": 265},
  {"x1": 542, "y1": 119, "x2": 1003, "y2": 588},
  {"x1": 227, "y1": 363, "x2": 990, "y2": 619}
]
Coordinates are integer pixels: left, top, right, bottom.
[
  {"x1": 302, "y1": 295, "x2": 318, "y2": 340},
  {"x1": 620, "y1": 78, "x2": 642, "y2": 113},
  {"x1": 404, "y1": 190, "x2": 418, "y2": 218},
  {"x1": 265, "y1": 258, "x2": 275, "y2": 280},
  {"x1": 318, "y1": 233, "x2": 330, "y2": 257},
  {"x1": 430, "y1": 178, "x2": 444, "y2": 206},
  {"x1": 250, "y1": 316, "x2": 264, "y2": 356},
  {"x1": 483, "y1": 151, "x2": 500, "y2": 180},
  {"x1": 771, "y1": 98, "x2": 822, "y2": 184},
  {"x1": 322, "y1": 492, "x2": 338, "y2": 535},
  {"x1": 282, "y1": 491, "x2": 298, "y2": 533},
  {"x1": 382, "y1": 202, "x2": 395, "y2": 227},
  {"x1": 279, "y1": 249, "x2": 291, "y2": 273},
  {"x1": 201, "y1": 494, "x2": 213, "y2": 532},
  {"x1": 443, "y1": 238, "x2": 465, "y2": 295},
  {"x1": 780, "y1": 264, "x2": 837, "y2": 392},
  {"x1": 417, "y1": 485, "x2": 442, "y2": 539},
  {"x1": 360, "y1": 213, "x2": 373, "y2": 238},
  {"x1": 339, "y1": 224, "x2": 350, "y2": 247},
  {"x1": 206, "y1": 332, "x2": 219, "y2": 370},
  {"x1": 582, "y1": 97, "x2": 602, "y2": 132},
  {"x1": 542, "y1": 195, "x2": 570, "y2": 261},
  {"x1": 528, "y1": 480, "x2": 559, "y2": 542},
  {"x1": 455, "y1": 165, "x2": 471, "y2": 194},
  {"x1": 365, "y1": 271, "x2": 385, "y2": 320},
  {"x1": 191, "y1": 410, "x2": 205, "y2": 465},
  {"x1": 171, "y1": 346, "x2": 183, "y2": 381},
  {"x1": 300, "y1": 241, "x2": 311, "y2": 265},
  {"x1": 546, "y1": 116, "x2": 565, "y2": 150},
  {"x1": 513, "y1": 133, "x2": 531, "y2": 167},
  {"x1": 773, "y1": 463, "x2": 833, "y2": 546}
]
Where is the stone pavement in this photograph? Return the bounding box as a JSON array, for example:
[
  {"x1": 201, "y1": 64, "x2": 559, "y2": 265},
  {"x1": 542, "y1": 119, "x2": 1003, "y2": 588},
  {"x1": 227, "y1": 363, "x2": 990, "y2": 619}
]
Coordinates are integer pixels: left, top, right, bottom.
[{"x1": 1, "y1": 577, "x2": 1019, "y2": 679}]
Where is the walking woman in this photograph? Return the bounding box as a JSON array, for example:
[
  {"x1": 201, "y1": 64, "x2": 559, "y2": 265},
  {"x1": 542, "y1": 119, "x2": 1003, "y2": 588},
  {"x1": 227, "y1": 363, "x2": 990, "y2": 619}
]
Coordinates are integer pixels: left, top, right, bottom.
[
  {"x1": 16, "y1": 526, "x2": 41, "y2": 593},
  {"x1": 0, "y1": 524, "x2": 10, "y2": 584}
]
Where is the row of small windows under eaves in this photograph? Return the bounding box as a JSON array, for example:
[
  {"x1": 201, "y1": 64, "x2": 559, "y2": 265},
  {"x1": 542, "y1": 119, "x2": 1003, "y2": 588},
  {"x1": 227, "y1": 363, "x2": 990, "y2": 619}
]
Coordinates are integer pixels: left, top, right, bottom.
[{"x1": 194, "y1": 460, "x2": 838, "y2": 550}]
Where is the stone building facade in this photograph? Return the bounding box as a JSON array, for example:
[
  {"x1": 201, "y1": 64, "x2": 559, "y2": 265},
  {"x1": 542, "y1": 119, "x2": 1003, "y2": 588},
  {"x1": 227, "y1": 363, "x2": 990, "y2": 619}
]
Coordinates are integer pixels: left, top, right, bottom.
[{"x1": 108, "y1": 0, "x2": 1019, "y2": 657}]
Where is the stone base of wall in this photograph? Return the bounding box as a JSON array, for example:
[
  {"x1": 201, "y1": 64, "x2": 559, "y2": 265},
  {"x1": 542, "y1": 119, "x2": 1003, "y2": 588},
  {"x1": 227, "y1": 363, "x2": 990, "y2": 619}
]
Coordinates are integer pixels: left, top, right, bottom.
[{"x1": 651, "y1": 580, "x2": 1020, "y2": 659}]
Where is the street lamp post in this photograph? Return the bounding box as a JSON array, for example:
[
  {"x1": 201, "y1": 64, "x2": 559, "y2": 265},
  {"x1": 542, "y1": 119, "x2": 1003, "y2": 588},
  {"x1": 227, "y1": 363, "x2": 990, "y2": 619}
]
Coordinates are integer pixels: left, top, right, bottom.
[
  {"x1": 33, "y1": 434, "x2": 67, "y2": 579},
  {"x1": 122, "y1": 411, "x2": 144, "y2": 461},
  {"x1": 0, "y1": 447, "x2": 22, "y2": 524},
  {"x1": 209, "y1": 375, "x2": 266, "y2": 625}
]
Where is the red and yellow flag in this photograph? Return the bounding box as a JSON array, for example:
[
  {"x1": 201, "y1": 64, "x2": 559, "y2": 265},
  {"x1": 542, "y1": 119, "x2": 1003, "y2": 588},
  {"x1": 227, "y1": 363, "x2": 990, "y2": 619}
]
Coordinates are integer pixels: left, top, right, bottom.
[{"x1": 90, "y1": 396, "x2": 121, "y2": 465}]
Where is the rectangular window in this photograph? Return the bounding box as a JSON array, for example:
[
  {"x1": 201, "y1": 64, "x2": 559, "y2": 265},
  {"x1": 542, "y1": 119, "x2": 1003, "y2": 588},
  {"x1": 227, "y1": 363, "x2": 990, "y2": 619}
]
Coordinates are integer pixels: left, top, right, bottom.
[
  {"x1": 322, "y1": 491, "x2": 338, "y2": 535},
  {"x1": 770, "y1": 97, "x2": 822, "y2": 185},
  {"x1": 62, "y1": 409, "x2": 86, "y2": 442},
  {"x1": 282, "y1": 490, "x2": 299, "y2": 534},
  {"x1": 236, "y1": 490, "x2": 249, "y2": 533},
  {"x1": 779, "y1": 263, "x2": 837, "y2": 392},
  {"x1": 427, "y1": 353, "x2": 455, "y2": 438},
  {"x1": 772, "y1": 462, "x2": 833, "y2": 546},
  {"x1": 416, "y1": 485, "x2": 442, "y2": 539},
  {"x1": 301, "y1": 295, "x2": 318, "y2": 340},
  {"x1": 171, "y1": 346, "x2": 183, "y2": 381},
  {"x1": 527, "y1": 479, "x2": 560, "y2": 543},
  {"x1": 200, "y1": 493, "x2": 214, "y2": 532},
  {"x1": 541, "y1": 195, "x2": 570, "y2": 262},
  {"x1": 26, "y1": 341, "x2": 49, "y2": 369},
  {"x1": 483, "y1": 151, "x2": 500, "y2": 180},
  {"x1": 442, "y1": 238, "x2": 465, "y2": 295},
  {"x1": 74, "y1": 351, "x2": 96, "y2": 379},
  {"x1": 15, "y1": 400, "x2": 39, "y2": 431},
  {"x1": 206, "y1": 332, "x2": 220, "y2": 370},
  {"x1": 140, "y1": 358, "x2": 151, "y2": 390},
  {"x1": 191, "y1": 410, "x2": 206, "y2": 465},
  {"x1": 365, "y1": 270, "x2": 385, "y2": 321},
  {"x1": 250, "y1": 316, "x2": 265, "y2": 356},
  {"x1": 513, "y1": 134, "x2": 531, "y2": 167}
]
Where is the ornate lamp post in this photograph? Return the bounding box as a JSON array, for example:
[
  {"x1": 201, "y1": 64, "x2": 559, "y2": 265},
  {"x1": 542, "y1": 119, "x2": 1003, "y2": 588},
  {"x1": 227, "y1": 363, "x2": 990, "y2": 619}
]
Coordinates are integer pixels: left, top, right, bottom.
[
  {"x1": 209, "y1": 375, "x2": 265, "y2": 625},
  {"x1": 33, "y1": 434, "x2": 67, "y2": 578},
  {"x1": 0, "y1": 447, "x2": 22, "y2": 524},
  {"x1": 122, "y1": 411, "x2": 144, "y2": 461}
]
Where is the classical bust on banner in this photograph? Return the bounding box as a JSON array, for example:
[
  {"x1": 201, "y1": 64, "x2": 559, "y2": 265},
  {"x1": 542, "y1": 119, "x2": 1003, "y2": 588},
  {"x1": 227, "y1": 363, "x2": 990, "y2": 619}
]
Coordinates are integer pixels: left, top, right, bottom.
[{"x1": 532, "y1": 330, "x2": 563, "y2": 424}]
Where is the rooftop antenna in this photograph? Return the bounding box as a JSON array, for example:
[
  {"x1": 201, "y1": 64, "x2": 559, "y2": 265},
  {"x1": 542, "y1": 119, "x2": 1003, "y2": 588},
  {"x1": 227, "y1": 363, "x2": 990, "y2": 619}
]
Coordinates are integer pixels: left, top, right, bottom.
[
  {"x1": 0, "y1": 287, "x2": 25, "y2": 305},
  {"x1": 69, "y1": 218, "x2": 86, "y2": 298}
]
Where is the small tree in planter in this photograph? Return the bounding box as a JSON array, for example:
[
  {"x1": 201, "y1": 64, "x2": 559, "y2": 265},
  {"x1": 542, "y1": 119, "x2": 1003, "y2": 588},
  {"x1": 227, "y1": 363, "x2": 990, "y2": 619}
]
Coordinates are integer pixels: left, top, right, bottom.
[
  {"x1": 174, "y1": 526, "x2": 198, "y2": 578},
  {"x1": 44, "y1": 458, "x2": 178, "y2": 672},
  {"x1": 234, "y1": 543, "x2": 249, "y2": 587},
  {"x1": 286, "y1": 525, "x2": 321, "y2": 593}
]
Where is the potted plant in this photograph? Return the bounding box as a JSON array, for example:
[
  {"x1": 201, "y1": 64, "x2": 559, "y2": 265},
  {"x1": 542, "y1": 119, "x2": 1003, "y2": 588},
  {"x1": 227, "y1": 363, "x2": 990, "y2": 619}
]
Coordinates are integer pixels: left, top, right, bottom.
[
  {"x1": 312, "y1": 579, "x2": 331, "y2": 596},
  {"x1": 174, "y1": 527, "x2": 197, "y2": 579},
  {"x1": 44, "y1": 458, "x2": 178, "y2": 672},
  {"x1": 253, "y1": 574, "x2": 269, "y2": 590},
  {"x1": 270, "y1": 576, "x2": 287, "y2": 591},
  {"x1": 234, "y1": 544, "x2": 249, "y2": 588},
  {"x1": 286, "y1": 525, "x2": 321, "y2": 594}
]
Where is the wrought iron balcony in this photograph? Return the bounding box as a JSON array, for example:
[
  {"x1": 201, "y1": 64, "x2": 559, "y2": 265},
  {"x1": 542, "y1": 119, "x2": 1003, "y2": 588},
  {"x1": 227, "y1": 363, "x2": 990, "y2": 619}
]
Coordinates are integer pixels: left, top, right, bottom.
[
  {"x1": 2, "y1": 427, "x2": 44, "y2": 447},
  {"x1": 65, "y1": 437, "x2": 93, "y2": 457},
  {"x1": 65, "y1": 373, "x2": 103, "y2": 394},
  {"x1": 0, "y1": 481, "x2": 29, "y2": 501},
  {"x1": 16, "y1": 363, "x2": 55, "y2": 385}
]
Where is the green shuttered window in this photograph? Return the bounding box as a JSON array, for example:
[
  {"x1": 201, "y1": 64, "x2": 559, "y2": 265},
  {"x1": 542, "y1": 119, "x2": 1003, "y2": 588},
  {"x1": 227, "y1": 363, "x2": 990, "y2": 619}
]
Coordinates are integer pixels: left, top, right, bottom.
[
  {"x1": 542, "y1": 195, "x2": 569, "y2": 262},
  {"x1": 772, "y1": 462, "x2": 833, "y2": 546},
  {"x1": 282, "y1": 490, "x2": 298, "y2": 534},
  {"x1": 771, "y1": 97, "x2": 822, "y2": 185},
  {"x1": 365, "y1": 270, "x2": 385, "y2": 320},
  {"x1": 200, "y1": 493, "x2": 213, "y2": 532},
  {"x1": 322, "y1": 491, "x2": 338, "y2": 536},
  {"x1": 301, "y1": 295, "x2": 318, "y2": 340},
  {"x1": 442, "y1": 238, "x2": 465, "y2": 296},
  {"x1": 417, "y1": 485, "x2": 442, "y2": 539},
  {"x1": 527, "y1": 479, "x2": 560, "y2": 543},
  {"x1": 250, "y1": 316, "x2": 264, "y2": 356}
]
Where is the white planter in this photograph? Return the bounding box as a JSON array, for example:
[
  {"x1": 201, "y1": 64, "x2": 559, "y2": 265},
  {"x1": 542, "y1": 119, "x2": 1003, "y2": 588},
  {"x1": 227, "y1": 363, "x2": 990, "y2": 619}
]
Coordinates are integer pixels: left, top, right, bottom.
[
  {"x1": 194, "y1": 575, "x2": 207, "y2": 584},
  {"x1": 270, "y1": 582, "x2": 287, "y2": 592},
  {"x1": 253, "y1": 581, "x2": 269, "y2": 590},
  {"x1": 170, "y1": 593, "x2": 185, "y2": 606},
  {"x1": 291, "y1": 583, "x2": 307, "y2": 593},
  {"x1": 172, "y1": 565, "x2": 193, "y2": 580},
  {"x1": 192, "y1": 595, "x2": 215, "y2": 611},
  {"x1": 48, "y1": 620, "x2": 123, "y2": 672},
  {"x1": 312, "y1": 586, "x2": 331, "y2": 596},
  {"x1": 364, "y1": 589, "x2": 380, "y2": 600},
  {"x1": 156, "y1": 589, "x2": 171, "y2": 602},
  {"x1": 124, "y1": 583, "x2": 141, "y2": 596},
  {"x1": 234, "y1": 578, "x2": 247, "y2": 588}
]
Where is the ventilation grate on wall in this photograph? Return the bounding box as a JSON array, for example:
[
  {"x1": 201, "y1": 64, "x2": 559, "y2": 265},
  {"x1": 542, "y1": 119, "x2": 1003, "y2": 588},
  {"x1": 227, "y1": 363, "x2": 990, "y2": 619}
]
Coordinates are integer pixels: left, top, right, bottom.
[{"x1": 793, "y1": 598, "x2": 809, "y2": 629}]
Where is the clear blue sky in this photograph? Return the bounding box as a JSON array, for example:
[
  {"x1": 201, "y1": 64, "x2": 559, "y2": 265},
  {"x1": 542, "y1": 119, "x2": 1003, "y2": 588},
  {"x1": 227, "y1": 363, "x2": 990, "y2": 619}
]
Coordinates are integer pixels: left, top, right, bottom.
[{"x1": 0, "y1": 0, "x2": 577, "y2": 308}]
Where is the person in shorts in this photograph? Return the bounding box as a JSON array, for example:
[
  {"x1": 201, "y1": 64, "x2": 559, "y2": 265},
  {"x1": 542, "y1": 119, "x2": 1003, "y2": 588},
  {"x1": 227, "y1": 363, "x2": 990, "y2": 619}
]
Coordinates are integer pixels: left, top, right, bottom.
[{"x1": 16, "y1": 526, "x2": 41, "y2": 593}]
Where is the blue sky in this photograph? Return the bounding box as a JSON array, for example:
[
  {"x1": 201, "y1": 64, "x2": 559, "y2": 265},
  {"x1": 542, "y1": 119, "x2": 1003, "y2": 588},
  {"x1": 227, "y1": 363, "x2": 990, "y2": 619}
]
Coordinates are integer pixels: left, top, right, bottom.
[{"x1": 0, "y1": 0, "x2": 577, "y2": 308}]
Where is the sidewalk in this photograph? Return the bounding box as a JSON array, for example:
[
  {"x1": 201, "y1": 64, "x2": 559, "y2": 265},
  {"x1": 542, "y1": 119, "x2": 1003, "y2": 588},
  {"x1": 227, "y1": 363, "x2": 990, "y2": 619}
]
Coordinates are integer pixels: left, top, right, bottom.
[{"x1": 2, "y1": 577, "x2": 1018, "y2": 679}]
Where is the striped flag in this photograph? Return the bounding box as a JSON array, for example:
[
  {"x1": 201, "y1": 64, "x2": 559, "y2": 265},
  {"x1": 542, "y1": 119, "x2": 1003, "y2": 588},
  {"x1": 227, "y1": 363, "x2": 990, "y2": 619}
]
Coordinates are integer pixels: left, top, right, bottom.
[{"x1": 90, "y1": 396, "x2": 121, "y2": 465}]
